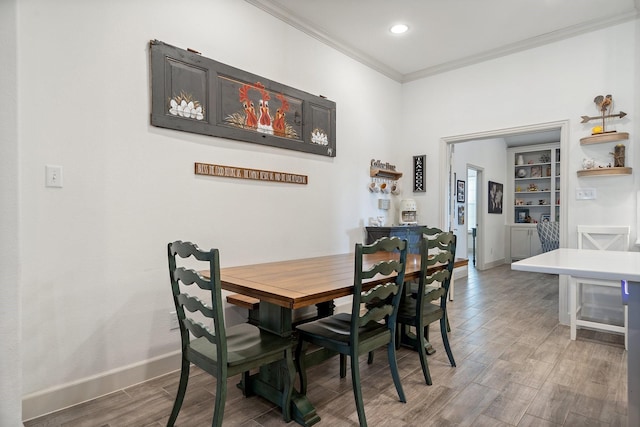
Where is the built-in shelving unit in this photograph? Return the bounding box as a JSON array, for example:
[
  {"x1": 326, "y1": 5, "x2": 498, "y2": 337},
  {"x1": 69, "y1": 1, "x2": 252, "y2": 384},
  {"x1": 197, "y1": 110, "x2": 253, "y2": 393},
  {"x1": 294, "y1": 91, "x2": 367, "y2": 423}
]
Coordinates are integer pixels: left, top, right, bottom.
[
  {"x1": 508, "y1": 143, "x2": 561, "y2": 224},
  {"x1": 506, "y1": 143, "x2": 560, "y2": 262}
]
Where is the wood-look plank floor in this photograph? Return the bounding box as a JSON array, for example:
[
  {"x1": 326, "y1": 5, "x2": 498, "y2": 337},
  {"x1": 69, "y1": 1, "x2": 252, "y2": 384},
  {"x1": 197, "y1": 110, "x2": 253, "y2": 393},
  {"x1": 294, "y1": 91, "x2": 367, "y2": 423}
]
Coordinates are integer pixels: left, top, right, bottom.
[{"x1": 24, "y1": 264, "x2": 627, "y2": 426}]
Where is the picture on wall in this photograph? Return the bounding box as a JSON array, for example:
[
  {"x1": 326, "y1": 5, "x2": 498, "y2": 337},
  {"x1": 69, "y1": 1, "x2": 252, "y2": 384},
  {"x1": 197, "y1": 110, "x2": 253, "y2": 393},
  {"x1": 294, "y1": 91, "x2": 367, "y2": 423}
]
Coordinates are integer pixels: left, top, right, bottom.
[
  {"x1": 458, "y1": 205, "x2": 465, "y2": 225},
  {"x1": 150, "y1": 40, "x2": 337, "y2": 157},
  {"x1": 456, "y1": 180, "x2": 465, "y2": 202},
  {"x1": 488, "y1": 181, "x2": 503, "y2": 214}
]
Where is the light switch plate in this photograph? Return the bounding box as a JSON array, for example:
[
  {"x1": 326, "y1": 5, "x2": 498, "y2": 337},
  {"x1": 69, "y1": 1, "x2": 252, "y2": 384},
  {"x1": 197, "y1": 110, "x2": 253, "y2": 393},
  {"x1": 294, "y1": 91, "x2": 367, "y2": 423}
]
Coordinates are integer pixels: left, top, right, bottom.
[
  {"x1": 45, "y1": 165, "x2": 63, "y2": 188},
  {"x1": 378, "y1": 198, "x2": 390, "y2": 210},
  {"x1": 576, "y1": 187, "x2": 596, "y2": 200}
]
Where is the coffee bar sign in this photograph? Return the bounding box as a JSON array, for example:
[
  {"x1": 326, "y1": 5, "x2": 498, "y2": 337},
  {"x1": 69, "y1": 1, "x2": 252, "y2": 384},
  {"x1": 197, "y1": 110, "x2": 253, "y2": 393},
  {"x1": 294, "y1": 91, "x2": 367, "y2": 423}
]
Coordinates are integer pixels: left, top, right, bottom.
[{"x1": 195, "y1": 162, "x2": 308, "y2": 185}]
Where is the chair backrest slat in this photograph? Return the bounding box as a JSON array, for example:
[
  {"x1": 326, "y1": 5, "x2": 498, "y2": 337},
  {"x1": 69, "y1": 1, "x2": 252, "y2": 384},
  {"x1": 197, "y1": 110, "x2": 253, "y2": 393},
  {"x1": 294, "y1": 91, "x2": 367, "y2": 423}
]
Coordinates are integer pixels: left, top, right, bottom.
[{"x1": 182, "y1": 317, "x2": 217, "y2": 344}]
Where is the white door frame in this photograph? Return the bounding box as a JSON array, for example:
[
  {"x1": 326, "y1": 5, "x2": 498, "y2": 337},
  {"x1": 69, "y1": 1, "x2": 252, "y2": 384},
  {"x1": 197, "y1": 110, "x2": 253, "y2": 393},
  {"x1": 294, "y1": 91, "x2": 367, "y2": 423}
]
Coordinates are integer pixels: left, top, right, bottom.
[
  {"x1": 439, "y1": 120, "x2": 571, "y2": 323},
  {"x1": 466, "y1": 164, "x2": 483, "y2": 270}
]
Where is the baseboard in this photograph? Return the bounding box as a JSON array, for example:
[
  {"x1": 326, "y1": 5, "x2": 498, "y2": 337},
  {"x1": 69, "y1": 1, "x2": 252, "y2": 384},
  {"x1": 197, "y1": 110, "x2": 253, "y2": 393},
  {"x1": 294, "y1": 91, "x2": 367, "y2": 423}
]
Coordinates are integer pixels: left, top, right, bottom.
[
  {"x1": 22, "y1": 350, "x2": 182, "y2": 422},
  {"x1": 484, "y1": 258, "x2": 505, "y2": 270}
]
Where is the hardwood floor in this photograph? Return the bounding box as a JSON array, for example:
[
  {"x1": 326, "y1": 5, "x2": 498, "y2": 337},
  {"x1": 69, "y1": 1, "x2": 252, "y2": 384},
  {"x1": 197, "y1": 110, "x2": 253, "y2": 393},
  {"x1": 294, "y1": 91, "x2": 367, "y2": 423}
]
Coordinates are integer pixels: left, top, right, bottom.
[{"x1": 24, "y1": 264, "x2": 627, "y2": 426}]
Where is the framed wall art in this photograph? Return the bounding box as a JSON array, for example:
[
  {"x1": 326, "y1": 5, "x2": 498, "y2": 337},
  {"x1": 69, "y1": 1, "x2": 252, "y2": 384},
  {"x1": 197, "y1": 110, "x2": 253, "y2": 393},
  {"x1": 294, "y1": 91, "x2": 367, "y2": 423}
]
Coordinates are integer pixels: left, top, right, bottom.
[
  {"x1": 488, "y1": 181, "x2": 503, "y2": 214},
  {"x1": 456, "y1": 180, "x2": 465, "y2": 203},
  {"x1": 150, "y1": 40, "x2": 336, "y2": 157},
  {"x1": 458, "y1": 205, "x2": 465, "y2": 225}
]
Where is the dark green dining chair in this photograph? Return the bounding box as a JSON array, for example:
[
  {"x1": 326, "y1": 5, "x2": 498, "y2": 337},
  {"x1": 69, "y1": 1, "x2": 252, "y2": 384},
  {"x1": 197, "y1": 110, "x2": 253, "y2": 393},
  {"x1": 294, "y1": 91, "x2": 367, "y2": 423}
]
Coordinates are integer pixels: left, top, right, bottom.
[
  {"x1": 295, "y1": 237, "x2": 408, "y2": 427},
  {"x1": 166, "y1": 241, "x2": 295, "y2": 427},
  {"x1": 397, "y1": 228, "x2": 456, "y2": 385}
]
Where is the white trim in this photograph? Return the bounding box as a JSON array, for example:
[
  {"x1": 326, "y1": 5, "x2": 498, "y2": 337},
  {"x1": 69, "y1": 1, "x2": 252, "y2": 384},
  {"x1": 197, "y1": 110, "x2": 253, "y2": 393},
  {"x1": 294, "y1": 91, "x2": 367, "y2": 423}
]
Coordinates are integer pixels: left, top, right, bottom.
[{"x1": 22, "y1": 351, "x2": 182, "y2": 421}]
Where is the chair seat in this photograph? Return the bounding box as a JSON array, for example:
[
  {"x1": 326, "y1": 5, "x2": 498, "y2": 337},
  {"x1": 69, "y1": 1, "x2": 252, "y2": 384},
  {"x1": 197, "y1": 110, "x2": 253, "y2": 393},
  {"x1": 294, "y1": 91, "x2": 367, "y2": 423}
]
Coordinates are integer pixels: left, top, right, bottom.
[
  {"x1": 397, "y1": 298, "x2": 443, "y2": 325},
  {"x1": 190, "y1": 322, "x2": 292, "y2": 368},
  {"x1": 296, "y1": 312, "x2": 390, "y2": 346}
]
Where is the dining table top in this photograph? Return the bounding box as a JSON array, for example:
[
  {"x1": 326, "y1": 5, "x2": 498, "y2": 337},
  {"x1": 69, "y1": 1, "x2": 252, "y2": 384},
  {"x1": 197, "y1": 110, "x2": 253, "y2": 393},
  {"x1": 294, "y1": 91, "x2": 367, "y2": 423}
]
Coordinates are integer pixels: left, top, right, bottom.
[{"x1": 207, "y1": 252, "x2": 468, "y2": 310}]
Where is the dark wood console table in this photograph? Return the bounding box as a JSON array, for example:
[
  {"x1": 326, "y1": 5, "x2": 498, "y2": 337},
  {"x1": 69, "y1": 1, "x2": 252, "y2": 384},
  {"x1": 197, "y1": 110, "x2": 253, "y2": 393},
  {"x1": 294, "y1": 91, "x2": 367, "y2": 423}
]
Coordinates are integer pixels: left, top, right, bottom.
[{"x1": 365, "y1": 225, "x2": 425, "y2": 254}]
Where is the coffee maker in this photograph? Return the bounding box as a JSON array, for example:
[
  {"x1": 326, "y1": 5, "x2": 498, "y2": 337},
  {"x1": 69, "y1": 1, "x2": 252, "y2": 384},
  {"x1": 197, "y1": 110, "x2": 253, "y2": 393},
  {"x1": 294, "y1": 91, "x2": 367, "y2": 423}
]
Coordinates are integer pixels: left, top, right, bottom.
[{"x1": 399, "y1": 199, "x2": 417, "y2": 225}]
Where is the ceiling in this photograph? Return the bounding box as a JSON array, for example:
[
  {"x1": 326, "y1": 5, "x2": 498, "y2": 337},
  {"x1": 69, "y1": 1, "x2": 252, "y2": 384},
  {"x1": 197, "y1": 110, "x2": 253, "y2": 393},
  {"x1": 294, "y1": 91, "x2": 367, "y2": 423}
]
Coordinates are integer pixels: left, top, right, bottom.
[{"x1": 247, "y1": 0, "x2": 639, "y2": 83}]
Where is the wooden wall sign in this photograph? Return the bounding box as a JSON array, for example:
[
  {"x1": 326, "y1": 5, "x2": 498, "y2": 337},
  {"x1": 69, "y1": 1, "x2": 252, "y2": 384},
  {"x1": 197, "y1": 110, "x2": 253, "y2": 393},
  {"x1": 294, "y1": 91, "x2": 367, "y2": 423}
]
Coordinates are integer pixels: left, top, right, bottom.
[
  {"x1": 195, "y1": 162, "x2": 308, "y2": 185},
  {"x1": 413, "y1": 155, "x2": 426, "y2": 192},
  {"x1": 150, "y1": 40, "x2": 336, "y2": 157}
]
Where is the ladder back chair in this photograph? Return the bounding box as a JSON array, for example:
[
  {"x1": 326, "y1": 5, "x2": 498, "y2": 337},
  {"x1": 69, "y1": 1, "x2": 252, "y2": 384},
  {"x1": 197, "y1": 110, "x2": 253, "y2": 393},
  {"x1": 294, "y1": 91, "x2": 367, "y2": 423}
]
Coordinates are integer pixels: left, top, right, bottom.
[
  {"x1": 572, "y1": 226, "x2": 630, "y2": 349},
  {"x1": 167, "y1": 241, "x2": 295, "y2": 427},
  {"x1": 397, "y1": 228, "x2": 457, "y2": 385},
  {"x1": 295, "y1": 236, "x2": 408, "y2": 427}
]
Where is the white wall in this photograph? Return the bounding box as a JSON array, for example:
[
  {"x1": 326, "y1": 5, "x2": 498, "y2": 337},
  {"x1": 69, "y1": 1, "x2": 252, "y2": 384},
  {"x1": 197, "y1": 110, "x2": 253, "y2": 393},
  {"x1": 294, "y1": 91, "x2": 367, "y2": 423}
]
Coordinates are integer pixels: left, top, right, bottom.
[
  {"x1": 1, "y1": 0, "x2": 22, "y2": 425},
  {"x1": 17, "y1": 0, "x2": 401, "y2": 418},
  {"x1": 12, "y1": 0, "x2": 639, "y2": 420},
  {"x1": 451, "y1": 138, "x2": 508, "y2": 265},
  {"x1": 399, "y1": 21, "x2": 638, "y2": 249}
]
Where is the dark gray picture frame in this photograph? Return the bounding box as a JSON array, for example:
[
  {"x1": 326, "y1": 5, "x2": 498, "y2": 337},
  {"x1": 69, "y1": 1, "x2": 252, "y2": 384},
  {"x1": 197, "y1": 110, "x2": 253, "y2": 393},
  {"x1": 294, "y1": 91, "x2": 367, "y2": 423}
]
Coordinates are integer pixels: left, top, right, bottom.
[
  {"x1": 456, "y1": 180, "x2": 465, "y2": 203},
  {"x1": 150, "y1": 40, "x2": 336, "y2": 157},
  {"x1": 488, "y1": 181, "x2": 503, "y2": 214}
]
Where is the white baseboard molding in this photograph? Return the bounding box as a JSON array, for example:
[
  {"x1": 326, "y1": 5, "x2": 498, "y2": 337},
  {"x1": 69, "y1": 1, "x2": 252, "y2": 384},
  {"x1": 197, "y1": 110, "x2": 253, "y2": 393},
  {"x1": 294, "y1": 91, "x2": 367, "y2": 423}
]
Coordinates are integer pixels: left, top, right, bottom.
[
  {"x1": 22, "y1": 350, "x2": 182, "y2": 422},
  {"x1": 484, "y1": 258, "x2": 505, "y2": 270}
]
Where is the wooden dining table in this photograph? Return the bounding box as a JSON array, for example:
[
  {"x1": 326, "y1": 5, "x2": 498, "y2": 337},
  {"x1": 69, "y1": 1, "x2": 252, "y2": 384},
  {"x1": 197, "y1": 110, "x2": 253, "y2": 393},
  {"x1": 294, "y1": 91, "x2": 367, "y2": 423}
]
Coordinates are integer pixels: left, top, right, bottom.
[{"x1": 205, "y1": 251, "x2": 468, "y2": 426}]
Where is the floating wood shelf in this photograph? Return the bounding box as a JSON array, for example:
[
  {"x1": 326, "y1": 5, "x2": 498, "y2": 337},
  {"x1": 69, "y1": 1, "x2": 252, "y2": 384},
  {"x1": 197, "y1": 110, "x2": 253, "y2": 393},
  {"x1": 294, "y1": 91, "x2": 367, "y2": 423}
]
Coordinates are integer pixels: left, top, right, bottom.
[
  {"x1": 370, "y1": 168, "x2": 403, "y2": 180},
  {"x1": 580, "y1": 132, "x2": 629, "y2": 145},
  {"x1": 577, "y1": 167, "x2": 632, "y2": 177}
]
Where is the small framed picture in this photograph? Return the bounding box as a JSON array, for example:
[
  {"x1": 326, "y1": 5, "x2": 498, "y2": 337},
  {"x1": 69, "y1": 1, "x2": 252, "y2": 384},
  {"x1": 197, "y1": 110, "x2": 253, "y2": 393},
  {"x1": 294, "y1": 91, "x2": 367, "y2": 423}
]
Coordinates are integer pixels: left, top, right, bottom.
[
  {"x1": 458, "y1": 205, "x2": 465, "y2": 225},
  {"x1": 456, "y1": 180, "x2": 465, "y2": 203},
  {"x1": 540, "y1": 214, "x2": 551, "y2": 222},
  {"x1": 530, "y1": 166, "x2": 542, "y2": 177},
  {"x1": 515, "y1": 208, "x2": 529, "y2": 223},
  {"x1": 488, "y1": 181, "x2": 503, "y2": 214}
]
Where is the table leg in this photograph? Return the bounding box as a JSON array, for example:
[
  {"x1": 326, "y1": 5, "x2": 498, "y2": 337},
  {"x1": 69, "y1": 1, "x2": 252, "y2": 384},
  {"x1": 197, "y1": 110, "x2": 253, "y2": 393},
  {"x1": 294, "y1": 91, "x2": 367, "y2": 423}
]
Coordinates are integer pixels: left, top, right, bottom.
[
  {"x1": 315, "y1": 300, "x2": 335, "y2": 318},
  {"x1": 569, "y1": 276, "x2": 577, "y2": 340},
  {"x1": 399, "y1": 324, "x2": 436, "y2": 355},
  {"x1": 250, "y1": 301, "x2": 320, "y2": 426},
  {"x1": 628, "y1": 280, "x2": 639, "y2": 427}
]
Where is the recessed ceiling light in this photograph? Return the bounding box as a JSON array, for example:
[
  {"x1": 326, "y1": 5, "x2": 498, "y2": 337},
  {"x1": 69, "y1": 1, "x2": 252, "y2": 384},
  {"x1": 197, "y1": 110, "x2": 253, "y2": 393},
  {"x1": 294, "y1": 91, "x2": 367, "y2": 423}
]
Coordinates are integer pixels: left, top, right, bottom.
[{"x1": 390, "y1": 24, "x2": 409, "y2": 34}]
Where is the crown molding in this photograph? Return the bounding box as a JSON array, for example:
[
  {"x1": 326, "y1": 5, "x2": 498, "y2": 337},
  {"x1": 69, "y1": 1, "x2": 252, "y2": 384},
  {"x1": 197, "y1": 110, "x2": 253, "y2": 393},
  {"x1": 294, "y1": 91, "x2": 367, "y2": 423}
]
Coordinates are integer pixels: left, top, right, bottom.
[{"x1": 247, "y1": 1, "x2": 638, "y2": 84}]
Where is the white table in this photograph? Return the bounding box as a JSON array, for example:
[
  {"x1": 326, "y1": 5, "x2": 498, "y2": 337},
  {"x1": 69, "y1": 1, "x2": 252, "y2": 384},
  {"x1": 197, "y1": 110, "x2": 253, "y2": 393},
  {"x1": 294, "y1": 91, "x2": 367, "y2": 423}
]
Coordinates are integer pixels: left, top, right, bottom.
[{"x1": 512, "y1": 248, "x2": 640, "y2": 427}]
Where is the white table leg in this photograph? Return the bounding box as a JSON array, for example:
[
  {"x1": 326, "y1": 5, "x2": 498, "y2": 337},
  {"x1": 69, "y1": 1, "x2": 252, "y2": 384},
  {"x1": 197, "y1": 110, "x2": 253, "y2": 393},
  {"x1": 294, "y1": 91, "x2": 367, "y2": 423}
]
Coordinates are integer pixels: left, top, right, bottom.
[{"x1": 569, "y1": 276, "x2": 577, "y2": 340}]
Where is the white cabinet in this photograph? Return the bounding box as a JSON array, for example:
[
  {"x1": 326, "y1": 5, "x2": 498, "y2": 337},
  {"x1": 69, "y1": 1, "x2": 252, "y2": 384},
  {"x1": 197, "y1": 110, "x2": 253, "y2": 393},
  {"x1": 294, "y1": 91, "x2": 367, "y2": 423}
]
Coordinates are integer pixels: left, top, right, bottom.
[{"x1": 509, "y1": 226, "x2": 542, "y2": 261}]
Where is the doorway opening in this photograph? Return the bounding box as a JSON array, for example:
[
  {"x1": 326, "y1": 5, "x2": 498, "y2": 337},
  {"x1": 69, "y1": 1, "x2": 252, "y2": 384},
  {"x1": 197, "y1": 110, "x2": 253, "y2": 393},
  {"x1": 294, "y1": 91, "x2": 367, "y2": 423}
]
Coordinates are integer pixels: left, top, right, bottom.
[
  {"x1": 439, "y1": 120, "x2": 569, "y2": 271},
  {"x1": 467, "y1": 166, "x2": 480, "y2": 269}
]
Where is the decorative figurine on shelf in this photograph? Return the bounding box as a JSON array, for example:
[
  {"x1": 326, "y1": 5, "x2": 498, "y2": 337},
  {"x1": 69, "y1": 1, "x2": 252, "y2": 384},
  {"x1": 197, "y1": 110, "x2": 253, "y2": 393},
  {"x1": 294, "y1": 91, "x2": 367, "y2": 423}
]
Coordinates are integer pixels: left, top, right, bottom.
[
  {"x1": 580, "y1": 94, "x2": 626, "y2": 134},
  {"x1": 612, "y1": 144, "x2": 626, "y2": 167},
  {"x1": 528, "y1": 183, "x2": 538, "y2": 192},
  {"x1": 582, "y1": 158, "x2": 596, "y2": 170}
]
